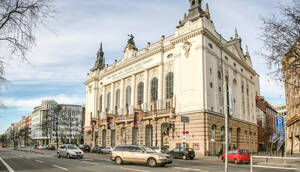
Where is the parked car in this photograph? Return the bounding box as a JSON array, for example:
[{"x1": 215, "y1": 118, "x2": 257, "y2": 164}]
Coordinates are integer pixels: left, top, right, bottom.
[
  {"x1": 150, "y1": 146, "x2": 169, "y2": 154},
  {"x1": 221, "y1": 149, "x2": 250, "y2": 164},
  {"x1": 100, "y1": 146, "x2": 112, "y2": 154},
  {"x1": 34, "y1": 144, "x2": 39, "y2": 149},
  {"x1": 46, "y1": 145, "x2": 56, "y2": 150},
  {"x1": 111, "y1": 145, "x2": 173, "y2": 167},
  {"x1": 39, "y1": 145, "x2": 47, "y2": 150},
  {"x1": 168, "y1": 147, "x2": 195, "y2": 160},
  {"x1": 91, "y1": 146, "x2": 101, "y2": 153},
  {"x1": 79, "y1": 144, "x2": 91, "y2": 152},
  {"x1": 57, "y1": 144, "x2": 84, "y2": 159}
]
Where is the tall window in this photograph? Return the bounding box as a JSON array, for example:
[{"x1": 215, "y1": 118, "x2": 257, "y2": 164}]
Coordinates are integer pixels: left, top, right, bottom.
[
  {"x1": 107, "y1": 92, "x2": 111, "y2": 112},
  {"x1": 115, "y1": 89, "x2": 120, "y2": 110},
  {"x1": 166, "y1": 73, "x2": 174, "y2": 99},
  {"x1": 99, "y1": 95, "x2": 103, "y2": 113},
  {"x1": 126, "y1": 86, "x2": 131, "y2": 106},
  {"x1": 137, "y1": 82, "x2": 144, "y2": 105},
  {"x1": 151, "y1": 78, "x2": 158, "y2": 101}
]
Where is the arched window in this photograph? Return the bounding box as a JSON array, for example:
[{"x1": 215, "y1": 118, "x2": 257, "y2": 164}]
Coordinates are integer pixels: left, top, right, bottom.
[
  {"x1": 115, "y1": 89, "x2": 120, "y2": 110},
  {"x1": 221, "y1": 126, "x2": 225, "y2": 141},
  {"x1": 166, "y1": 73, "x2": 174, "y2": 99},
  {"x1": 151, "y1": 78, "x2": 158, "y2": 101},
  {"x1": 126, "y1": 86, "x2": 131, "y2": 106},
  {"x1": 107, "y1": 92, "x2": 111, "y2": 111},
  {"x1": 211, "y1": 125, "x2": 216, "y2": 139},
  {"x1": 137, "y1": 82, "x2": 144, "y2": 105},
  {"x1": 218, "y1": 71, "x2": 222, "y2": 80},
  {"x1": 99, "y1": 95, "x2": 103, "y2": 113}
]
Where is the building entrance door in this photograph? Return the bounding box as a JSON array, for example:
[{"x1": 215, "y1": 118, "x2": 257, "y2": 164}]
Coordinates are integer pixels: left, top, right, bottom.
[
  {"x1": 102, "y1": 129, "x2": 106, "y2": 147},
  {"x1": 146, "y1": 125, "x2": 153, "y2": 147},
  {"x1": 132, "y1": 127, "x2": 138, "y2": 145},
  {"x1": 111, "y1": 130, "x2": 115, "y2": 147}
]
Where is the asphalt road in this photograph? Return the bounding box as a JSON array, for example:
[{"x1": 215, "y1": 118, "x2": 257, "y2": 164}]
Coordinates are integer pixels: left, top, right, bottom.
[{"x1": 0, "y1": 148, "x2": 298, "y2": 172}]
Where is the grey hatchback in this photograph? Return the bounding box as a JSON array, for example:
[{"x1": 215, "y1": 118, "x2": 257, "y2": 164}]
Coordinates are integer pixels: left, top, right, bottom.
[{"x1": 57, "y1": 144, "x2": 84, "y2": 159}]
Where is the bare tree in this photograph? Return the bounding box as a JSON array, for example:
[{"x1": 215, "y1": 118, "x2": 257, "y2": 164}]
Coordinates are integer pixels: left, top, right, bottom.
[
  {"x1": 260, "y1": 0, "x2": 300, "y2": 87},
  {"x1": 0, "y1": 0, "x2": 55, "y2": 84}
]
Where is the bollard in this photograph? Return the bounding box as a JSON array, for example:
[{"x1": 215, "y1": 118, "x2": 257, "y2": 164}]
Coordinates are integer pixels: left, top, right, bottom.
[{"x1": 250, "y1": 155, "x2": 253, "y2": 172}]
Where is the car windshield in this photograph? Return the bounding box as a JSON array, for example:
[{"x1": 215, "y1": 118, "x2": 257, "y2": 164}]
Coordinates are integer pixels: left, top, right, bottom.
[
  {"x1": 67, "y1": 145, "x2": 78, "y2": 150},
  {"x1": 143, "y1": 147, "x2": 156, "y2": 153},
  {"x1": 239, "y1": 150, "x2": 249, "y2": 155}
]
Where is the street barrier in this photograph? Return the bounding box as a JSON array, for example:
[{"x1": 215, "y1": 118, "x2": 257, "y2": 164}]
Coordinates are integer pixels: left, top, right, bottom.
[{"x1": 250, "y1": 155, "x2": 300, "y2": 172}]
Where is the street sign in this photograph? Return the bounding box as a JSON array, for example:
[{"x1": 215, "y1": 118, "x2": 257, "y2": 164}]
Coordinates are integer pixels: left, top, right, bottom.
[
  {"x1": 275, "y1": 116, "x2": 285, "y2": 133},
  {"x1": 181, "y1": 116, "x2": 189, "y2": 123},
  {"x1": 182, "y1": 135, "x2": 186, "y2": 142}
]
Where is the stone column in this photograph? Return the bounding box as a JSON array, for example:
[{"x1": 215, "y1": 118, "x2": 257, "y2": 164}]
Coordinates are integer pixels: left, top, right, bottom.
[
  {"x1": 120, "y1": 79, "x2": 125, "y2": 115},
  {"x1": 158, "y1": 65, "x2": 163, "y2": 107},
  {"x1": 131, "y1": 75, "x2": 136, "y2": 108},
  {"x1": 144, "y1": 70, "x2": 149, "y2": 109},
  {"x1": 102, "y1": 86, "x2": 106, "y2": 118},
  {"x1": 111, "y1": 83, "x2": 115, "y2": 113}
]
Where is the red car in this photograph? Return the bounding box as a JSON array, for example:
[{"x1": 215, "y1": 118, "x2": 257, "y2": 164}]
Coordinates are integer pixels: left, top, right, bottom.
[{"x1": 221, "y1": 149, "x2": 250, "y2": 164}]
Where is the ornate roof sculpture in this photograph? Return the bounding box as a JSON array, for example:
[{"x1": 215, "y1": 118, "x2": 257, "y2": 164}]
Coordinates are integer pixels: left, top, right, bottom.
[{"x1": 91, "y1": 42, "x2": 105, "y2": 72}]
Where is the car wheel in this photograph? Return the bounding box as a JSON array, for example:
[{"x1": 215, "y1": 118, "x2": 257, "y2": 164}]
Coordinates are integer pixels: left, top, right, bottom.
[
  {"x1": 115, "y1": 157, "x2": 123, "y2": 165},
  {"x1": 57, "y1": 153, "x2": 61, "y2": 158},
  {"x1": 67, "y1": 154, "x2": 70, "y2": 159},
  {"x1": 234, "y1": 159, "x2": 238, "y2": 164},
  {"x1": 190, "y1": 157, "x2": 194, "y2": 160},
  {"x1": 147, "y1": 158, "x2": 157, "y2": 167},
  {"x1": 160, "y1": 163, "x2": 166, "y2": 167},
  {"x1": 182, "y1": 155, "x2": 187, "y2": 160}
]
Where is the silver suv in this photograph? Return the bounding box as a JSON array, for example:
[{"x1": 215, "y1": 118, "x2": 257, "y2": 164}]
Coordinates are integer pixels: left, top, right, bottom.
[{"x1": 57, "y1": 144, "x2": 83, "y2": 159}]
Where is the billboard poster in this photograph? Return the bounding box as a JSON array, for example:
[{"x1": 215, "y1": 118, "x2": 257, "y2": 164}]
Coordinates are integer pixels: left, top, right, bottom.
[
  {"x1": 277, "y1": 133, "x2": 285, "y2": 152},
  {"x1": 272, "y1": 132, "x2": 281, "y2": 143},
  {"x1": 134, "y1": 111, "x2": 143, "y2": 128},
  {"x1": 107, "y1": 116, "x2": 113, "y2": 129}
]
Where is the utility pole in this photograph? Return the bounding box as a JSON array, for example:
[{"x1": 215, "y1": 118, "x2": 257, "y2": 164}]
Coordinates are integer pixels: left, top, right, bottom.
[
  {"x1": 225, "y1": 82, "x2": 229, "y2": 172},
  {"x1": 284, "y1": 115, "x2": 287, "y2": 164}
]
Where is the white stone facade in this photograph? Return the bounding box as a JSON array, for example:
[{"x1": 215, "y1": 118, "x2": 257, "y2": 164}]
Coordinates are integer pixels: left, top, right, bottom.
[{"x1": 85, "y1": 1, "x2": 259, "y2": 155}]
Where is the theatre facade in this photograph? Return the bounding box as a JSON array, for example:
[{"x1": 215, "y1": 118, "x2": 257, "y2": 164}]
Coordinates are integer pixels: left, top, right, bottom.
[{"x1": 84, "y1": 0, "x2": 260, "y2": 156}]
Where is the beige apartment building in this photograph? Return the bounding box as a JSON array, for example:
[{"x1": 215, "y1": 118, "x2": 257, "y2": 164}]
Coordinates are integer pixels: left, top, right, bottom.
[
  {"x1": 84, "y1": 1, "x2": 260, "y2": 156},
  {"x1": 283, "y1": 39, "x2": 300, "y2": 154}
]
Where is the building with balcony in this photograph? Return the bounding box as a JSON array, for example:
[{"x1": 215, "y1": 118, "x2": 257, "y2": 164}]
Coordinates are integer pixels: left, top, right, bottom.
[{"x1": 85, "y1": 1, "x2": 260, "y2": 156}]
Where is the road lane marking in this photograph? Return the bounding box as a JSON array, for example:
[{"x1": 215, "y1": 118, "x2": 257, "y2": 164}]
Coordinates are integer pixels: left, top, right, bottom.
[
  {"x1": 53, "y1": 165, "x2": 68, "y2": 171},
  {"x1": 0, "y1": 157, "x2": 15, "y2": 172},
  {"x1": 81, "y1": 161, "x2": 97, "y2": 165},
  {"x1": 172, "y1": 167, "x2": 209, "y2": 172},
  {"x1": 119, "y1": 167, "x2": 149, "y2": 172},
  {"x1": 35, "y1": 160, "x2": 44, "y2": 163},
  {"x1": 253, "y1": 165, "x2": 298, "y2": 170}
]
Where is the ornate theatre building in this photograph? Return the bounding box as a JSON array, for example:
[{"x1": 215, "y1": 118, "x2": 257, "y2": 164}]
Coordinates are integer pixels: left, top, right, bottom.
[{"x1": 84, "y1": 0, "x2": 260, "y2": 156}]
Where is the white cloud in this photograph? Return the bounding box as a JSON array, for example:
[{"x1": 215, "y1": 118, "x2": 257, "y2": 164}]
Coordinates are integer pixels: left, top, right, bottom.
[{"x1": 3, "y1": 94, "x2": 84, "y2": 111}]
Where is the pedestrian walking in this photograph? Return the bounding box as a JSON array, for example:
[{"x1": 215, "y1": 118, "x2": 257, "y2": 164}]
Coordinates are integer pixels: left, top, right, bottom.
[{"x1": 218, "y1": 145, "x2": 223, "y2": 158}]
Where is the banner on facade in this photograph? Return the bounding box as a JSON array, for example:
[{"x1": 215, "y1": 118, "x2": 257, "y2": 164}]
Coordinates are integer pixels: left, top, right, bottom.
[
  {"x1": 134, "y1": 111, "x2": 143, "y2": 128},
  {"x1": 275, "y1": 116, "x2": 285, "y2": 133},
  {"x1": 277, "y1": 133, "x2": 285, "y2": 152},
  {"x1": 107, "y1": 116, "x2": 113, "y2": 129}
]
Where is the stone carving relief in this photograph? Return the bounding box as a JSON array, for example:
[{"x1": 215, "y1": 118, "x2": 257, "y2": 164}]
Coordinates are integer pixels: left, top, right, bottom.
[
  {"x1": 136, "y1": 73, "x2": 144, "y2": 82},
  {"x1": 182, "y1": 40, "x2": 192, "y2": 58},
  {"x1": 165, "y1": 61, "x2": 174, "y2": 73},
  {"x1": 149, "y1": 68, "x2": 158, "y2": 78},
  {"x1": 125, "y1": 77, "x2": 132, "y2": 86}
]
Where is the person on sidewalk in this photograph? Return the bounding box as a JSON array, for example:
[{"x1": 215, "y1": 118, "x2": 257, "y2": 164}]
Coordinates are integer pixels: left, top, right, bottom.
[
  {"x1": 218, "y1": 145, "x2": 223, "y2": 158},
  {"x1": 233, "y1": 144, "x2": 237, "y2": 149}
]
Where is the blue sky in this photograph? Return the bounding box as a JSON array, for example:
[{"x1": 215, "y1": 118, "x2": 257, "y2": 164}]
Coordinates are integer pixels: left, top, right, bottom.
[{"x1": 0, "y1": 0, "x2": 292, "y2": 134}]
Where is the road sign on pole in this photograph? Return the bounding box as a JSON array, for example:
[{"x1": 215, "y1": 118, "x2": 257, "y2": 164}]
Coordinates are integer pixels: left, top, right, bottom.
[
  {"x1": 275, "y1": 116, "x2": 285, "y2": 133},
  {"x1": 181, "y1": 116, "x2": 189, "y2": 123}
]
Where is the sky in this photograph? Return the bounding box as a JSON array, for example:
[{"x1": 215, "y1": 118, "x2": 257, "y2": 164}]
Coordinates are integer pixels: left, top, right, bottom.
[{"x1": 0, "y1": 0, "x2": 293, "y2": 134}]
